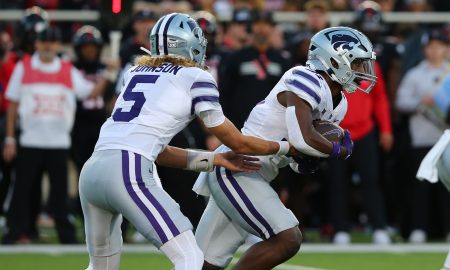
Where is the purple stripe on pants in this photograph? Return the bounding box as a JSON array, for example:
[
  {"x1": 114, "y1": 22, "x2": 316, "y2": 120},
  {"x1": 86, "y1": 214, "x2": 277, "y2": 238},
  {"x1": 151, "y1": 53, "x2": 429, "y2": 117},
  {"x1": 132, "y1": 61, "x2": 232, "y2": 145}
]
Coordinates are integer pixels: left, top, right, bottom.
[
  {"x1": 215, "y1": 166, "x2": 266, "y2": 238},
  {"x1": 225, "y1": 169, "x2": 275, "y2": 238},
  {"x1": 134, "y1": 154, "x2": 180, "y2": 238},
  {"x1": 121, "y1": 150, "x2": 168, "y2": 243}
]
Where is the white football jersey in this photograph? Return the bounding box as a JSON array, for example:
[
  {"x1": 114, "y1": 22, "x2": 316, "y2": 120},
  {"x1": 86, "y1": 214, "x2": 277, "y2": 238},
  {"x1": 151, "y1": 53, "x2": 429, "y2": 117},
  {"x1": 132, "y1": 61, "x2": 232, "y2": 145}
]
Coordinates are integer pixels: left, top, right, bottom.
[
  {"x1": 95, "y1": 63, "x2": 221, "y2": 161},
  {"x1": 242, "y1": 66, "x2": 348, "y2": 181}
]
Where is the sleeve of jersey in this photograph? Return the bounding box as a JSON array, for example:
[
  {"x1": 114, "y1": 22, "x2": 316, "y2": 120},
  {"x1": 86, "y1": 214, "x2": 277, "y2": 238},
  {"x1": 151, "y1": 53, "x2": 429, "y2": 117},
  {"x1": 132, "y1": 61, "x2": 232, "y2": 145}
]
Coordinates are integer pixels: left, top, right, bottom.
[
  {"x1": 284, "y1": 68, "x2": 322, "y2": 110},
  {"x1": 190, "y1": 72, "x2": 222, "y2": 116},
  {"x1": 5, "y1": 62, "x2": 24, "y2": 102}
]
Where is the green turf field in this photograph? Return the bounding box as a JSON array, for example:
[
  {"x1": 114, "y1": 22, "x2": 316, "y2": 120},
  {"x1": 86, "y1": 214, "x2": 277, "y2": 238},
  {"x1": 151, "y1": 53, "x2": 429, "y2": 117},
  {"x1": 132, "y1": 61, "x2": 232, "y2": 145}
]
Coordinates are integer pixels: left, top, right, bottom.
[{"x1": 0, "y1": 252, "x2": 446, "y2": 270}]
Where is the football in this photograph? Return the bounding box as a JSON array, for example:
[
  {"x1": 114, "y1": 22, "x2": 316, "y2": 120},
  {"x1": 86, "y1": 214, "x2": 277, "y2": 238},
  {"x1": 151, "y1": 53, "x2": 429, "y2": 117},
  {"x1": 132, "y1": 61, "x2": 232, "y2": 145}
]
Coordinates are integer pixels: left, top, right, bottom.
[{"x1": 313, "y1": 120, "x2": 345, "y2": 143}]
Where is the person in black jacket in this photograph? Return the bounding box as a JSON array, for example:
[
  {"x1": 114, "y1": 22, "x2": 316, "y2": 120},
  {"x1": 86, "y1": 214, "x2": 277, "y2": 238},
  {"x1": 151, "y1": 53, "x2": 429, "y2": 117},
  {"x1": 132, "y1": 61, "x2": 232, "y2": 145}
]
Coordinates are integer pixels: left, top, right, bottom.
[
  {"x1": 220, "y1": 11, "x2": 292, "y2": 130},
  {"x1": 71, "y1": 25, "x2": 111, "y2": 215},
  {"x1": 119, "y1": 9, "x2": 157, "y2": 68}
]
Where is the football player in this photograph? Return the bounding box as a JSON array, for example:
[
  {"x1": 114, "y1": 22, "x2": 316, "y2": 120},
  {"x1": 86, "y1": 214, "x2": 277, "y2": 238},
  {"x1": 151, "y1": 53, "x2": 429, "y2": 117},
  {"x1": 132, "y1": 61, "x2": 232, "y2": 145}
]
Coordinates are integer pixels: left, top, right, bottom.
[
  {"x1": 79, "y1": 13, "x2": 293, "y2": 270},
  {"x1": 417, "y1": 132, "x2": 450, "y2": 270},
  {"x1": 194, "y1": 26, "x2": 376, "y2": 270}
]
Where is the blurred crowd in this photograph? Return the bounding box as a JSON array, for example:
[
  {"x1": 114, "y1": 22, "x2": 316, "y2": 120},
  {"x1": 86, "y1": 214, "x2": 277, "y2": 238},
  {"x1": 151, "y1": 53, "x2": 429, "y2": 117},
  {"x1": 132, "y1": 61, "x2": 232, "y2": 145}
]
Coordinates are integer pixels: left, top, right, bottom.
[{"x1": 0, "y1": 0, "x2": 449, "y2": 246}]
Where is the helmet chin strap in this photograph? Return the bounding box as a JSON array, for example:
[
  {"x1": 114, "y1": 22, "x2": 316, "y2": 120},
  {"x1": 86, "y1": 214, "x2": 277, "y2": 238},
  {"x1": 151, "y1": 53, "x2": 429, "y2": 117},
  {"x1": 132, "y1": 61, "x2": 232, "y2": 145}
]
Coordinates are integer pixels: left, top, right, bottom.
[
  {"x1": 140, "y1": 46, "x2": 152, "y2": 56},
  {"x1": 316, "y1": 54, "x2": 340, "y2": 83},
  {"x1": 316, "y1": 54, "x2": 357, "y2": 94}
]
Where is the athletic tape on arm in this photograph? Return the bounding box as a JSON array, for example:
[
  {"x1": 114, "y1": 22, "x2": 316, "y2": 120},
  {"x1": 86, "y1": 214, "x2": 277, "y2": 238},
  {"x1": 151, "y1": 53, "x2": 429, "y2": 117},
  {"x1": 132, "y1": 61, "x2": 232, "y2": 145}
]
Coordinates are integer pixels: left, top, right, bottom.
[
  {"x1": 186, "y1": 149, "x2": 215, "y2": 172},
  {"x1": 285, "y1": 106, "x2": 328, "y2": 158}
]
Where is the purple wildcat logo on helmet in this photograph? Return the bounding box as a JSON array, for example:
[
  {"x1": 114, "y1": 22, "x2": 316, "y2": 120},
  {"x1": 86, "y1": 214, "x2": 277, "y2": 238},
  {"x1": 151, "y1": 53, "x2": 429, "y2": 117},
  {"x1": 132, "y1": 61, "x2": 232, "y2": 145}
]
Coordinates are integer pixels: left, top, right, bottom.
[{"x1": 325, "y1": 30, "x2": 361, "y2": 52}]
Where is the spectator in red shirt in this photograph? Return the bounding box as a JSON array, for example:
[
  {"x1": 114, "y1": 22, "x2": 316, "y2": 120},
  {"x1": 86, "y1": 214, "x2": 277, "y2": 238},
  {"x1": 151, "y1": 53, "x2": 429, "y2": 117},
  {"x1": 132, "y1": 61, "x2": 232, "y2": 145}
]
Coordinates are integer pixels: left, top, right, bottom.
[
  {"x1": 328, "y1": 62, "x2": 394, "y2": 245},
  {"x1": 0, "y1": 29, "x2": 15, "y2": 217}
]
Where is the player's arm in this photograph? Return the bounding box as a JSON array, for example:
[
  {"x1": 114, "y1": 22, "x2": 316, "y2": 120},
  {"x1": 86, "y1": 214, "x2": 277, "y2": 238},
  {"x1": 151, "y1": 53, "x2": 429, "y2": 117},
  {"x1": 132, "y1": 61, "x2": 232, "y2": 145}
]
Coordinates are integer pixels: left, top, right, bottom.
[
  {"x1": 281, "y1": 91, "x2": 351, "y2": 160},
  {"x1": 155, "y1": 145, "x2": 261, "y2": 172},
  {"x1": 206, "y1": 117, "x2": 289, "y2": 156},
  {"x1": 190, "y1": 71, "x2": 290, "y2": 156}
]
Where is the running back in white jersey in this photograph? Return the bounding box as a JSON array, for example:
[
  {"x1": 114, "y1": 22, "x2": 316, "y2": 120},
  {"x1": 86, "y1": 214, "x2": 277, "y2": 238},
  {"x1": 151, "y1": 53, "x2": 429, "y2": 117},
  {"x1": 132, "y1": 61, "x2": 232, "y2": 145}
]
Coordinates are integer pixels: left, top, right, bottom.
[
  {"x1": 242, "y1": 66, "x2": 348, "y2": 180},
  {"x1": 193, "y1": 65, "x2": 348, "y2": 195},
  {"x1": 95, "y1": 62, "x2": 221, "y2": 161}
]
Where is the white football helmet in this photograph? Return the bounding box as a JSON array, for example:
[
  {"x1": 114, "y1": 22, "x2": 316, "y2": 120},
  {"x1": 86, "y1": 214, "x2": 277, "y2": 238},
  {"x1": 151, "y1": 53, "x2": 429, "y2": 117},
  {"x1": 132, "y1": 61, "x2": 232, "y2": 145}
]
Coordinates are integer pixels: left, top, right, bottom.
[
  {"x1": 150, "y1": 13, "x2": 207, "y2": 68},
  {"x1": 306, "y1": 26, "x2": 377, "y2": 93}
]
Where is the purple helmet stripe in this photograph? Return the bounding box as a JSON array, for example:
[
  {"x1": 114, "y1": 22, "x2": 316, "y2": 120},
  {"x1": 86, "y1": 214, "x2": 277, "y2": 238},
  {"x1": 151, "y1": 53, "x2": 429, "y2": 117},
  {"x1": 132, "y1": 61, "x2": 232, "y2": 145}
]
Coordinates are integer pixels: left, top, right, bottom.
[
  {"x1": 224, "y1": 169, "x2": 275, "y2": 237},
  {"x1": 121, "y1": 150, "x2": 168, "y2": 243},
  {"x1": 293, "y1": 69, "x2": 321, "y2": 87},
  {"x1": 191, "y1": 96, "x2": 220, "y2": 114},
  {"x1": 286, "y1": 79, "x2": 321, "y2": 104},
  {"x1": 215, "y1": 167, "x2": 266, "y2": 238},
  {"x1": 162, "y1": 14, "x2": 176, "y2": 55},
  {"x1": 154, "y1": 19, "x2": 163, "y2": 55},
  {"x1": 134, "y1": 153, "x2": 180, "y2": 238}
]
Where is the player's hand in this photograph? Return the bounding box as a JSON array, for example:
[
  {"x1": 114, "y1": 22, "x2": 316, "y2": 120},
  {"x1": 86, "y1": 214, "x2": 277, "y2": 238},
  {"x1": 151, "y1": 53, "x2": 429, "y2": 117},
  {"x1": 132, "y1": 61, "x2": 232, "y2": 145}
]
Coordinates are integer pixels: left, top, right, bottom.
[
  {"x1": 3, "y1": 141, "x2": 16, "y2": 162},
  {"x1": 340, "y1": 129, "x2": 353, "y2": 160},
  {"x1": 329, "y1": 129, "x2": 353, "y2": 160},
  {"x1": 214, "y1": 151, "x2": 261, "y2": 172}
]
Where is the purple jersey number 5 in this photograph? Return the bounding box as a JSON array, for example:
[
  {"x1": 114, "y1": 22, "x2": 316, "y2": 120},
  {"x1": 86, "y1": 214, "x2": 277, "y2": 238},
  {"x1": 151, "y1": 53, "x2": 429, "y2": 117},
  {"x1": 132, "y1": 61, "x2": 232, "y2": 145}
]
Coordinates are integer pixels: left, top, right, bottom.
[{"x1": 112, "y1": 74, "x2": 160, "y2": 122}]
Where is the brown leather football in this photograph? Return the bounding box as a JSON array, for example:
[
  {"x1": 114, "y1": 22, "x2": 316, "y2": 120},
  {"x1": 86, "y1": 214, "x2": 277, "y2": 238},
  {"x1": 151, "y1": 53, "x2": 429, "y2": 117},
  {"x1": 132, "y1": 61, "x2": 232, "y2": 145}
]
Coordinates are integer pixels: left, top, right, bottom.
[{"x1": 313, "y1": 120, "x2": 344, "y2": 143}]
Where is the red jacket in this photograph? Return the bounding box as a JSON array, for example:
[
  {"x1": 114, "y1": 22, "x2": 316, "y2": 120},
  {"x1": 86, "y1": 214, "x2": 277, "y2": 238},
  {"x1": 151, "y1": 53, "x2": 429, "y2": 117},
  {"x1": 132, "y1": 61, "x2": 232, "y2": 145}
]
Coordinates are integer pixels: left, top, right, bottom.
[
  {"x1": 340, "y1": 62, "x2": 392, "y2": 141},
  {"x1": 0, "y1": 52, "x2": 17, "y2": 113}
]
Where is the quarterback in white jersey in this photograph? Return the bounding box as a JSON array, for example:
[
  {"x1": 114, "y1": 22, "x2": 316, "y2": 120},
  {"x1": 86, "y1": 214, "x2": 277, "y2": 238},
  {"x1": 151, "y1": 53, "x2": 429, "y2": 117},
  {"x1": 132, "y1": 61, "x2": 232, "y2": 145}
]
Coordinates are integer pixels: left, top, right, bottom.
[
  {"x1": 79, "y1": 13, "x2": 291, "y2": 270},
  {"x1": 195, "y1": 26, "x2": 377, "y2": 270}
]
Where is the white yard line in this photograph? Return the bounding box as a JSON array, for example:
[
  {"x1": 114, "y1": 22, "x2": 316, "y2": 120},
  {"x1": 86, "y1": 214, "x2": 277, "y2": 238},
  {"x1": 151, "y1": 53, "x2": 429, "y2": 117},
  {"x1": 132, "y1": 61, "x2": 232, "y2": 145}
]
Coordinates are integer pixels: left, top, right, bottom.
[{"x1": 0, "y1": 243, "x2": 448, "y2": 254}]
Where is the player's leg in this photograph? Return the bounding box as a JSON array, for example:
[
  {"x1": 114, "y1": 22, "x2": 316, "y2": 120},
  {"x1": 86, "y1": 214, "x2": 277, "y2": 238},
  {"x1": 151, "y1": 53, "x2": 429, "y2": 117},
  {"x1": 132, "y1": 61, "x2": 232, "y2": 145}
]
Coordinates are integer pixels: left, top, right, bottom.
[
  {"x1": 80, "y1": 194, "x2": 122, "y2": 270},
  {"x1": 207, "y1": 167, "x2": 302, "y2": 270},
  {"x1": 112, "y1": 150, "x2": 203, "y2": 269},
  {"x1": 196, "y1": 196, "x2": 249, "y2": 270},
  {"x1": 233, "y1": 228, "x2": 302, "y2": 270},
  {"x1": 79, "y1": 152, "x2": 123, "y2": 270},
  {"x1": 159, "y1": 230, "x2": 204, "y2": 270}
]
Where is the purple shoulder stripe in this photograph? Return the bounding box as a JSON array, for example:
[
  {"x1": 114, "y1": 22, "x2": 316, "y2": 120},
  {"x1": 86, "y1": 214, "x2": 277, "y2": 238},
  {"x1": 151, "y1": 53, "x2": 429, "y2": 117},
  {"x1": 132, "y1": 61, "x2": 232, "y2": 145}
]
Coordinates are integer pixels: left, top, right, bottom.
[
  {"x1": 191, "y1": 81, "x2": 217, "y2": 90},
  {"x1": 292, "y1": 69, "x2": 321, "y2": 87},
  {"x1": 286, "y1": 79, "x2": 321, "y2": 104},
  {"x1": 191, "y1": 96, "x2": 220, "y2": 114}
]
